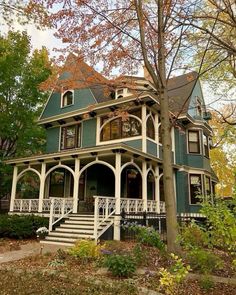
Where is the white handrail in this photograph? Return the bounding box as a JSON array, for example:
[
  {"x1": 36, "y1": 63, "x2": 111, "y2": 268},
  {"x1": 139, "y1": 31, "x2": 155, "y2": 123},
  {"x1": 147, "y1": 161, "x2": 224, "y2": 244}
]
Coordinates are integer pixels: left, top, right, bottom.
[
  {"x1": 93, "y1": 196, "x2": 116, "y2": 241},
  {"x1": 49, "y1": 197, "x2": 73, "y2": 231}
]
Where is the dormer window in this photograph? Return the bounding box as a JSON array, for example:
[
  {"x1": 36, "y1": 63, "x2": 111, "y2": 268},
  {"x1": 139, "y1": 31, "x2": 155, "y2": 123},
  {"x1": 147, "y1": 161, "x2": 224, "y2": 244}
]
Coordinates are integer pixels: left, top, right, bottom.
[
  {"x1": 115, "y1": 88, "x2": 130, "y2": 99},
  {"x1": 62, "y1": 90, "x2": 74, "y2": 107}
]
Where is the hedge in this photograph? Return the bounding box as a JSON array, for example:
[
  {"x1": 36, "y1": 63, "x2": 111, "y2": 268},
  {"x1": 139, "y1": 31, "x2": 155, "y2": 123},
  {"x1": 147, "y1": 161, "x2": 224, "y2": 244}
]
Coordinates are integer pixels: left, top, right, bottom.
[{"x1": 0, "y1": 214, "x2": 48, "y2": 239}]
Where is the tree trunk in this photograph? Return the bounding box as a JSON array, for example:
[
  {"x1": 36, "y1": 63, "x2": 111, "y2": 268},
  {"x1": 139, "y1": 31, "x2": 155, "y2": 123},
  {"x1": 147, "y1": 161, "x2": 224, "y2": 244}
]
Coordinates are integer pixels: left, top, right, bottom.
[{"x1": 157, "y1": 0, "x2": 179, "y2": 252}]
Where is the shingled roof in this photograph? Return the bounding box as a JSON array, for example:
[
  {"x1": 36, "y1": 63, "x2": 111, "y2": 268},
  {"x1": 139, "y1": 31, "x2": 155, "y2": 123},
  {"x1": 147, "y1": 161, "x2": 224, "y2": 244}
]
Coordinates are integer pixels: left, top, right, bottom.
[
  {"x1": 167, "y1": 72, "x2": 199, "y2": 116},
  {"x1": 57, "y1": 54, "x2": 112, "y2": 103}
]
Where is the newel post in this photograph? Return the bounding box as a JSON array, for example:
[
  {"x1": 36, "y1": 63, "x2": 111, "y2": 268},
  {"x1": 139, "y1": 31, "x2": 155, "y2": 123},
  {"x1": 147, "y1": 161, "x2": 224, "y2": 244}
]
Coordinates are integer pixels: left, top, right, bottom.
[
  {"x1": 38, "y1": 162, "x2": 46, "y2": 213},
  {"x1": 73, "y1": 157, "x2": 80, "y2": 213}
]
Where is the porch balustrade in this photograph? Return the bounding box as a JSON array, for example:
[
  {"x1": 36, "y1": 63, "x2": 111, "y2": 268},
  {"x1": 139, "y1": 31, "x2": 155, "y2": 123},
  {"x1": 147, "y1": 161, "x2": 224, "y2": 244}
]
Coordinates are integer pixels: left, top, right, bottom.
[{"x1": 13, "y1": 199, "x2": 40, "y2": 212}]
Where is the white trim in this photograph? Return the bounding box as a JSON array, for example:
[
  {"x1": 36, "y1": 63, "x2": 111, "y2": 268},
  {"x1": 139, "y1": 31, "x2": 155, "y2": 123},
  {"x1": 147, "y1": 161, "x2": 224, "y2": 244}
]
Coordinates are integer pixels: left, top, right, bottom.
[
  {"x1": 97, "y1": 135, "x2": 142, "y2": 146},
  {"x1": 45, "y1": 164, "x2": 75, "y2": 179},
  {"x1": 10, "y1": 166, "x2": 18, "y2": 212},
  {"x1": 96, "y1": 116, "x2": 100, "y2": 145},
  {"x1": 141, "y1": 104, "x2": 147, "y2": 153},
  {"x1": 121, "y1": 162, "x2": 143, "y2": 176},
  {"x1": 171, "y1": 127, "x2": 176, "y2": 164},
  {"x1": 78, "y1": 159, "x2": 116, "y2": 177},
  {"x1": 17, "y1": 168, "x2": 41, "y2": 182}
]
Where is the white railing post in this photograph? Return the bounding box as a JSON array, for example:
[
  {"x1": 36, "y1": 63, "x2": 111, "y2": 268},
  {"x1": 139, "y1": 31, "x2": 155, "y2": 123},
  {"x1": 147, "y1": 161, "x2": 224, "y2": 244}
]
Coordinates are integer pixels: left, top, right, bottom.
[
  {"x1": 29, "y1": 200, "x2": 32, "y2": 212},
  {"x1": 20, "y1": 200, "x2": 23, "y2": 212},
  {"x1": 10, "y1": 166, "x2": 18, "y2": 212},
  {"x1": 49, "y1": 198, "x2": 54, "y2": 232},
  {"x1": 62, "y1": 198, "x2": 65, "y2": 215},
  {"x1": 105, "y1": 197, "x2": 109, "y2": 218},
  {"x1": 38, "y1": 162, "x2": 46, "y2": 213},
  {"x1": 94, "y1": 196, "x2": 99, "y2": 241}
]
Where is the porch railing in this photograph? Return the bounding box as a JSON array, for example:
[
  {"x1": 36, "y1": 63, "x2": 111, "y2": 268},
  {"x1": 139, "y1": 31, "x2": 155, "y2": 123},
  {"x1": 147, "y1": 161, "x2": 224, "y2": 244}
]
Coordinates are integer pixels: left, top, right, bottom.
[
  {"x1": 121, "y1": 198, "x2": 144, "y2": 213},
  {"x1": 93, "y1": 196, "x2": 116, "y2": 241},
  {"x1": 49, "y1": 197, "x2": 73, "y2": 231},
  {"x1": 13, "y1": 199, "x2": 39, "y2": 212}
]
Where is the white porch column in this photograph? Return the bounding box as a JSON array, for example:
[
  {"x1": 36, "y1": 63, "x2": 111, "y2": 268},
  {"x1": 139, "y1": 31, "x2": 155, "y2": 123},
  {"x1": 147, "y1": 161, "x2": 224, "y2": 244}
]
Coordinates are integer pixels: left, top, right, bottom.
[
  {"x1": 155, "y1": 165, "x2": 160, "y2": 213},
  {"x1": 10, "y1": 165, "x2": 18, "y2": 212},
  {"x1": 141, "y1": 104, "x2": 147, "y2": 153},
  {"x1": 155, "y1": 113, "x2": 159, "y2": 158},
  {"x1": 114, "y1": 152, "x2": 121, "y2": 240},
  {"x1": 38, "y1": 162, "x2": 46, "y2": 212},
  {"x1": 73, "y1": 157, "x2": 80, "y2": 213},
  {"x1": 142, "y1": 161, "x2": 147, "y2": 211}
]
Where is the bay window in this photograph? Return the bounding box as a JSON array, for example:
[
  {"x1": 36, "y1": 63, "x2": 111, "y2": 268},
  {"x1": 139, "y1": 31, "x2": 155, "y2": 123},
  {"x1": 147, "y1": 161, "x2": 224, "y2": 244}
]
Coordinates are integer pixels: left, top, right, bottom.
[
  {"x1": 188, "y1": 130, "x2": 200, "y2": 154},
  {"x1": 189, "y1": 174, "x2": 203, "y2": 204}
]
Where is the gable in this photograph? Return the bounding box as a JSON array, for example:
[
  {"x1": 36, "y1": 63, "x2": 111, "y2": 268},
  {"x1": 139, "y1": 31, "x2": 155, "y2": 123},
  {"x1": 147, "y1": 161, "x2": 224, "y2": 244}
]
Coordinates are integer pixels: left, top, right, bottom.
[{"x1": 187, "y1": 80, "x2": 206, "y2": 119}]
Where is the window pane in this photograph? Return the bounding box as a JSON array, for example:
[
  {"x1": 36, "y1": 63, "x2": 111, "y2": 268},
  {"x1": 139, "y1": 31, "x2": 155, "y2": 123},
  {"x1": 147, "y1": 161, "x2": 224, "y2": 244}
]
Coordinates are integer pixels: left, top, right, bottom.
[
  {"x1": 147, "y1": 116, "x2": 155, "y2": 139},
  {"x1": 190, "y1": 174, "x2": 202, "y2": 204},
  {"x1": 189, "y1": 132, "x2": 198, "y2": 142},
  {"x1": 110, "y1": 119, "x2": 120, "y2": 139},
  {"x1": 62, "y1": 91, "x2": 73, "y2": 106},
  {"x1": 188, "y1": 131, "x2": 200, "y2": 153},
  {"x1": 61, "y1": 125, "x2": 79, "y2": 149},
  {"x1": 189, "y1": 142, "x2": 200, "y2": 153},
  {"x1": 101, "y1": 123, "x2": 110, "y2": 141}
]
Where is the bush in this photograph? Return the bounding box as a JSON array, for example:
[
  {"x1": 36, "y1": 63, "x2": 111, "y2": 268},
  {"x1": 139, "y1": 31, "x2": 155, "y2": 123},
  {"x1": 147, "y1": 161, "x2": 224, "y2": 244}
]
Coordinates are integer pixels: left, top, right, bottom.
[
  {"x1": 178, "y1": 221, "x2": 208, "y2": 250},
  {"x1": 0, "y1": 214, "x2": 48, "y2": 239},
  {"x1": 104, "y1": 254, "x2": 136, "y2": 277},
  {"x1": 187, "y1": 248, "x2": 223, "y2": 274},
  {"x1": 68, "y1": 240, "x2": 101, "y2": 262},
  {"x1": 129, "y1": 225, "x2": 165, "y2": 250},
  {"x1": 199, "y1": 275, "x2": 215, "y2": 291}
]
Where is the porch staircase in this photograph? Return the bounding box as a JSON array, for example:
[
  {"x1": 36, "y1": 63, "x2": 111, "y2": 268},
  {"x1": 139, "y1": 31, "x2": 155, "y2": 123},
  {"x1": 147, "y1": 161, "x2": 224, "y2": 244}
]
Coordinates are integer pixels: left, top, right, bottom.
[{"x1": 40, "y1": 213, "x2": 114, "y2": 247}]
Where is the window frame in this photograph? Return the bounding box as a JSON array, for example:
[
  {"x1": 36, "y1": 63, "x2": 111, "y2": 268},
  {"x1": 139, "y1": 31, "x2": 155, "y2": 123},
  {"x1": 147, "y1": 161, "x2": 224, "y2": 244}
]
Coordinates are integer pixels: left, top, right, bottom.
[
  {"x1": 204, "y1": 175, "x2": 211, "y2": 197},
  {"x1": 203, "y1": 134, "x2": 209, "y2": 157},
  {"x1": 187, "y1": 130, "x2": 201, "y2": 154},
  {"x1": 61, "y1": 90, "x2": 74, "y2": 108},
  {"x1": 60, "y1": 124, "x2": 81, "y2": 150},
  {"x1": 189, "y1": 173, "x2": 203, "y2": 205}
]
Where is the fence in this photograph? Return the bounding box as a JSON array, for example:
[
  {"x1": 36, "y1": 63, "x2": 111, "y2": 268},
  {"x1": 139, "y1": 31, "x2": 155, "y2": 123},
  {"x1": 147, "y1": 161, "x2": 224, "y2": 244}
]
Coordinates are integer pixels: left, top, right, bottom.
[{"x1": 120, "y1": 211, "x2": 206, "y2": 242}]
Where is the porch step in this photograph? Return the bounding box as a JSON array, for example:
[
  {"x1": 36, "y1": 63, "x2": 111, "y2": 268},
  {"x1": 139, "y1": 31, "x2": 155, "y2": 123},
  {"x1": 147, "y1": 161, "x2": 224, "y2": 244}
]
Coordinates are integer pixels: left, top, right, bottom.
[
  {"x1": 41, "y1": 213, "x2": 114, "y2": 247},
  {"x1": 40, "y1": 240, "x2": 75, "y2": 247}
]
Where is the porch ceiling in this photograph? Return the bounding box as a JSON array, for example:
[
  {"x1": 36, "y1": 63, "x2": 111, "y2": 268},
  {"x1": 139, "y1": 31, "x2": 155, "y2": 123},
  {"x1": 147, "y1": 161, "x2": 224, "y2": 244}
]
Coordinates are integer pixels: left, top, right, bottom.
[{"x1": 5, "y1": 143, "x2": 165, "y2": 167}]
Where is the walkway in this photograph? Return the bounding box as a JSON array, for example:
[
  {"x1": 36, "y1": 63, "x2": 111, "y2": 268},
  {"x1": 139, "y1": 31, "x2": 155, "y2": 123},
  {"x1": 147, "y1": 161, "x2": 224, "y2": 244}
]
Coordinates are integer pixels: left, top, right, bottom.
[{"x1": 0, "y1": 241, "x2": 69, "y2": 264}]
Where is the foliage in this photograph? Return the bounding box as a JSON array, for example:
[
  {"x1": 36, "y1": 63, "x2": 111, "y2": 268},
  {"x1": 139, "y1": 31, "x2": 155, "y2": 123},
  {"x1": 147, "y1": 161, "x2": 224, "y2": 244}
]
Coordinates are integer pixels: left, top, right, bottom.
[
  {"x1": 48, "y1": 259, "x2": 66, "y2": 268},
  {"x1": 0, "y1": 31, "x2": 53, "y2": 199},
  {"x1": 199, "y1": 275, "x2": 215, "y2": 292},
  {"x1": 104, "y1": 254, "x2": 136, "y2": 278},
  {"x1": 187, "y1": 248, "x2": 223, "y2": 274},
  {"x1": 68, "y1": 240, "x2": 102, "y2": 262},
  {"x1": 128, "y1": 224, "x2": 165, "y2": 250},
  {"x1": 200, "y1": 196, "x2": 236, "y2": 254},
  {"x1": 0, "y1": 214, "x2": 48, "y2": 239},
  {"x1": 132, "y1": 243, "x2": 147, "y2": 266},
  {"x1": 178, "y1": 220, "x2": 208, "y2": 250},
  {"x1": 159, "y1": 253, "x2": 191, "y2": 295}
]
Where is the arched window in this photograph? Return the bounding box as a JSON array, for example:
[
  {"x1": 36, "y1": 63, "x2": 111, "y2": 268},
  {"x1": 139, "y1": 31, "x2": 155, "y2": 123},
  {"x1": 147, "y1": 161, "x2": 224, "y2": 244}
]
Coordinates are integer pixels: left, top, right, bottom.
[
  {"x1": 100, "y1": 116, "x2": 141, "y2": 141},
  {"x1": 62, "y1": 90, "x2": 73, "y2": 107},
  {"x1": 146, "y1": 116, "x2": 155, "y2": 140}
]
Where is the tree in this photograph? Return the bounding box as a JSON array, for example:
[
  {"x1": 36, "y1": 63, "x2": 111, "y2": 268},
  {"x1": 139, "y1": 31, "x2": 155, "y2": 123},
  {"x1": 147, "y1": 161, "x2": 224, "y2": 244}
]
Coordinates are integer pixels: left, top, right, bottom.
[
  {"x1": 210, "y1": 106, "x2": 236, "y2": 196},
  {"x1": 0, "y1": 31, "x2": 52, "y2": 198}
]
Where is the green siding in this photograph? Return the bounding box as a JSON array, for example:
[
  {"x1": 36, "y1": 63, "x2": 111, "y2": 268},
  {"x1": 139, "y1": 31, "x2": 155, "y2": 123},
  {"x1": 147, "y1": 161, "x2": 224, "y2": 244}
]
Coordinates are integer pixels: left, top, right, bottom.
[
  {"x1": 174, "y1": 129, "x2": 187, "y2": 165},
  {"x1": 176, "y1": 171, "x2": 188, "y2": 213},
  {"x1": 124, "y1": 139, "x2": 142, "y2": 150},
  {"x1": 41, "y1": 89, "x2": 97, "y2": 119},
  {"x1": 147, "y1": 140, "x2": 157, "y2": 156},
  {"x1": 187, "y1": 155, "x2": 204, "y2": 168},
  {"x1": 82, "y1": 119, "x2": 97, "y2": 147},
  {"x1": 188, "y1": 80, "x2": 205, "y2": 119},
  {"x1": 46, "y1": 127, "x2": 60, "y2": 153}
]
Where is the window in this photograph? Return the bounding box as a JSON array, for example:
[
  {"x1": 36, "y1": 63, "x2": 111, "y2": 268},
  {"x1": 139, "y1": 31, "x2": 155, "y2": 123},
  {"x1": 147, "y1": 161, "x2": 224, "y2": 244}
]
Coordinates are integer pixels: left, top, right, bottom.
[
  {"x1": 146, "y1": 116, "x2": 155, "y2": 140},
  {"x1": 62, "y1": 90, "x2": 73, "y2": 107},
  {"x1": 205, "y1": 176, "x2": 211, "y2": 196},
  {"x1": 100, "y1": 115, "x2": 141, "y2": 141},
  {"x1": 196, "y1": 98, "x2": 202, "y2": 117},
  {"x1": 189, "y1": 174, "x2": 203, "y2": 204},
  {"x1": 60, "y1": 124, "x2": 80, "y2": 150},
  {"x1": 203, "y1": 134, "x2": 209, "y2": 157},
  {"x1": 188, "y1": 130, "x2": 200, "y2": 154}
]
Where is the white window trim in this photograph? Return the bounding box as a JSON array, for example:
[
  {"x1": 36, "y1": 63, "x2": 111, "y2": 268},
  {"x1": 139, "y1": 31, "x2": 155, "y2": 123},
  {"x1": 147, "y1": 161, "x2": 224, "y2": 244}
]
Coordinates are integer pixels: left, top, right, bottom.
[
  {"x1": 61, "y1": 89, "x2": 75, "y2": 108},
  {"x1": 187, "y1": 129, "x2": 202, "y2": 155}
]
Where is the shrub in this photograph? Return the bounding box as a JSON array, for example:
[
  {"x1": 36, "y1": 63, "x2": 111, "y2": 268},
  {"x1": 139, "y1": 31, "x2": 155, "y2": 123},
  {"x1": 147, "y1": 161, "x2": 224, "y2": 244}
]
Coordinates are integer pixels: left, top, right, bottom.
[
  {"x1": 0, "y1": 214, "x2": 48, "y2": 239},
  {"x1": 159, "y1": 253, "x2": 191, "y2": 295},
  {"x1": 129, "y1": 225, "x2": 165, "y2": 250},
  {"x1": 200, "y1": 196, "x2": 236, "y2": 254},
  {"x1": 187, "y1": 248, "x2": 223, "y2": 274},
  {"x1": 178, "y1": 221, "x2": 208, "y2": 250},
  {"x1": 68, "y1": 240, "x2": 101, "y2": 262},
  {"x1": 104, "y1": 254, "x2": 136, "y2": 277}
]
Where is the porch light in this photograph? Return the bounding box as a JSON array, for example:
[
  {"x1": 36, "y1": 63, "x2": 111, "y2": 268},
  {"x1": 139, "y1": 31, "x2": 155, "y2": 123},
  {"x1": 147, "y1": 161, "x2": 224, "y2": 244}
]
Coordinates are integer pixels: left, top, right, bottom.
[{"x1": 127, "y1": 169, "x2": 138, "y2": 179}]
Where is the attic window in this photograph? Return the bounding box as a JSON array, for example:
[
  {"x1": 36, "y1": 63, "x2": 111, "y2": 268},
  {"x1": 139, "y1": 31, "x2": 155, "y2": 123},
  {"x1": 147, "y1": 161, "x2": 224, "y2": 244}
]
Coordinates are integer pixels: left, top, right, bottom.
[{"x1": 62, "y1": 90, "x2": 74, "y2": 107}]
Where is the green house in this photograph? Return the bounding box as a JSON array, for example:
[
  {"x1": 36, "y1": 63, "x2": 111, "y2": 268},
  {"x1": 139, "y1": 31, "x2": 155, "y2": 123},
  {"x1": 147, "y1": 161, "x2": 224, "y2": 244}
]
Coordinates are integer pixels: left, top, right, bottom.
[{"x1": 6, "y1": 55, "x2": 217, "y2": 245}]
